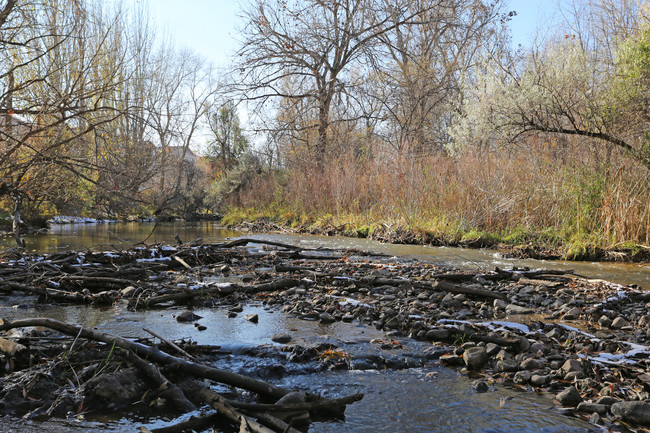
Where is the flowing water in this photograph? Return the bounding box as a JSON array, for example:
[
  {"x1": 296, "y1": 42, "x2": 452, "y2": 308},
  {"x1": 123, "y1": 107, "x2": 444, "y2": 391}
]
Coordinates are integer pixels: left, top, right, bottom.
[
  {"x1": 0, "y1": 221, "x2": 646, "y2": 431},
  {"x1": 10, "y1": 220, "x2": 649, "y2": 289}
]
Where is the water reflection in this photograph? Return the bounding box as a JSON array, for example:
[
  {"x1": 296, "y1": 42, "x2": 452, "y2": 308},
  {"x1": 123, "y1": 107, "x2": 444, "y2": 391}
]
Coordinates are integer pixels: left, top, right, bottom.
[
  {"x1": 8, "y1": 221, "x2": 649, "y2": 289},
  {"x1": 14, "y1": 221, "x2": 240, "y2": 253}
]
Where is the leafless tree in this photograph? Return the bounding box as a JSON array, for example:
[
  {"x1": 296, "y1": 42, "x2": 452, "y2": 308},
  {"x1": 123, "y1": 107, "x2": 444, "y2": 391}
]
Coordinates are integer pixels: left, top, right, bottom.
[{"x1": 236, "y1": 0, "x2": 441, "y2": 169}]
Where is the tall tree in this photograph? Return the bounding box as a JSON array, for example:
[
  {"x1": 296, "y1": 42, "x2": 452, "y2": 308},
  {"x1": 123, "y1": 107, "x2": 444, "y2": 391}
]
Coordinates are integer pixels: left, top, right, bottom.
[
  {"x1": 236, "y1": 0, "x2": 439, "y2": 169},
  {"x1": 208, "y1": 101, "x2": 249, "y2": 174}
]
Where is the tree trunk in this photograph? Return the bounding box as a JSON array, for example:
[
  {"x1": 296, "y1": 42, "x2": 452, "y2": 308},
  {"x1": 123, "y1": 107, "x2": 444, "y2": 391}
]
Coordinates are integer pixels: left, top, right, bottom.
[{"x1": 10, "y1": 192, "x2": 24, "y2": 247}]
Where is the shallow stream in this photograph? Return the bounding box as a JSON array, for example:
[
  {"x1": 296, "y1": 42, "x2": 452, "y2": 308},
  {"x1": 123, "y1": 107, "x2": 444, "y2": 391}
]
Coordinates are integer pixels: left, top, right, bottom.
[
  {"x1": 0, "y1": 221, "x2": 646, "y2": 431},
  {"x1": 11, "y1": 220, "x2": 650, "y2": 289}
]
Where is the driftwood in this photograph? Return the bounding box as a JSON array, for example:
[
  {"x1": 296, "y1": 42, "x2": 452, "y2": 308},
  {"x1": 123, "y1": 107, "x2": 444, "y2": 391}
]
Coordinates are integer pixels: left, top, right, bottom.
[
  {"x1": 247, "y1": 412, "x2": 302, "y2": 433},
  {"x1": 421, "y1": 280, "x2": 508, "y2": 301},
  {"x1": 0, "y1": 317, "x2": 296, "y2": 400},
  {"x1": 199, "y1": 387, "x2": 277, "y2": 433},
  {"x1": 147, "y1": 413, "x2": 222, "y2": 433},
  {"x1": 140, "y1": 279, "x2": 301, "y2": 309},
  {"x1": 143, "y1": 327, "x2": 194, "y2": 360},
  {"x1": 227, "y1": 392, "x2": 364, "y2": 414},
  {"x1": 217, "y1": 238, "x2": 302, "y2": 250},
  {"x1": 356, "y1": 276, "x2": 506, "y2": 300},
  {"x1": 121, "y1": 348, "x2": 197, "y2": 412},
  {"x1": 0, "y1": 281, "x2": 118, "y2": 305}
]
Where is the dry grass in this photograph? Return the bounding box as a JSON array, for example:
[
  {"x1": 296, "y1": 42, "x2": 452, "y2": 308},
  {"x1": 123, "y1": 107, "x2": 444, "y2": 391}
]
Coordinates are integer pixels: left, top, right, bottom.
[{"x1": 227, "y1": 139, "x2": 650, "y2": 251}]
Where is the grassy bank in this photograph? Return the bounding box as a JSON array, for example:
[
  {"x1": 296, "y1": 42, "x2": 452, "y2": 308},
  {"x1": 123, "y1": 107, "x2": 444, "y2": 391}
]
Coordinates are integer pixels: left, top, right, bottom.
[
  {"x1": 222, "y1": 205, "x2": 649, "y2": 262},
  {"x1": 217, "y1": 142, "x2": 649, "y2": 262}
]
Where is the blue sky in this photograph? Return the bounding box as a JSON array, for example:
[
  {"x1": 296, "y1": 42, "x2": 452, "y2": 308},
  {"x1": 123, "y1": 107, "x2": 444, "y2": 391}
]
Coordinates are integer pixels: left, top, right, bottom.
[{"x1": 143, "y1": 0, "x2": 555, "y2": 69}]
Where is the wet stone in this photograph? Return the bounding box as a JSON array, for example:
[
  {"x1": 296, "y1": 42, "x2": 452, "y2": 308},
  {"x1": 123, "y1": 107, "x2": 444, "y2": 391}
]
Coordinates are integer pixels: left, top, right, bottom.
[
  {"x1": 530, "y1": 374, "x2": 549, "y2": 387},
  {"x1": 497, "y1": 359, "x2": 519, "y2": 372},
  {"x1": 245, "y1": 313, "x2": 259, "y2": 323},
  {"x1": 485, "y1": 342, "x2": 500, "y2": 356},
  {"x1": 425, "y1": 328, "x2": 451, "y2": 341},
  {"x1": 472, "y1": 380, "x2": 489, "y2": 393},
  {"x1": 176, "y1": 311, "x2": 202, "y2": 322},
  {"x1": 611, "y1": 401, "x2": 650, "y2": 426},
  {"x1": 555, "y1": 386, "x2": 583, "y2": 407},
  {"x1": 599, "y1": 315, "x2": 612, "y2": 328},
  {"x1": 561, "y1": 359, "x2": 583, "y2": 374},
  {"x1": 440, "y1": 354, "x2": 464, "y2": 366},
  {"x1": 513, "y1": 370, "x2": 532, "y2": 384},
  {"x1": 520, "y1": 358, "x2": 545, "y2": 371},
  {"x1": 463, "y1": 347, "x2": 488, "y2": 370},
  {"x1": 271, "y1": 334, "x2": 292, "y2": 344},
  {"x1": 505, "y1": 304, "x2": 534, "y2": 315},
  {"x1": 611, "y1": 317, "x2": 627, "y2": 329},
  {"x1": 595, "y1": 396, "x2": 620, "y2": 406},
  {"x1": 320, "y1": 312, "x2": 336, "y2": 324},
  {"x1": 576, "y1": 402, "x2": 607, "y2": 415}
]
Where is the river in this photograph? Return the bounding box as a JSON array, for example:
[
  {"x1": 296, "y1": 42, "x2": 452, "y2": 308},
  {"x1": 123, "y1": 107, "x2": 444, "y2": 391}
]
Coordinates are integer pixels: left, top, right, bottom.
[
  {"x1": 12, "y1": 220, "x2": 650, "y2": 289},
  {"x1": 0, "y1": 220, "x2": 645, "y2": 432}
]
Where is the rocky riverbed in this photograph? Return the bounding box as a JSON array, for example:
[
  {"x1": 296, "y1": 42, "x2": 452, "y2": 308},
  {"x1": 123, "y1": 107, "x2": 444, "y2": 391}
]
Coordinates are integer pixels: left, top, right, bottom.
[{"x1": 0, "y1": 238, "x2": 649, "y2": 431}]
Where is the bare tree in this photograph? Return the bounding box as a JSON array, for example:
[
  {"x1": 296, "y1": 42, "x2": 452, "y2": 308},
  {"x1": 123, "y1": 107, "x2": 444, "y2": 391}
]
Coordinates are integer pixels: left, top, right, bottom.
[
  {"x1": 236, "y1": 0, "x2": 439, "y2": 169},
  {"x1": 0, "y1": 0, "x2": 134, "y2": 244},
  {"x1": 369, "y1": 0, "x2": 511, "y2": 156}
]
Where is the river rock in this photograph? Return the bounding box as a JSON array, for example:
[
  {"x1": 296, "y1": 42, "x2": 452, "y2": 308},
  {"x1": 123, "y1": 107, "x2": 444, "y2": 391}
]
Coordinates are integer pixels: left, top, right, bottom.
[
  {"x1": 638, "y1": 315, "x2": 650, "y2": 327},
  {"x1": 497, "y1": 359, "x2": 519, "y2": 372},
  {"x1": 555, "y1": 386, "x2": 583, "y2": 407},
  {"x1": 611, "y1": 401, "x2": 650, "y2": 426},
  {"x1": 513, "y1": 370, "x2": 532, "y2": 384},
  {"x1": 245, "y1": 313, "x2": 259, "y2": 323},
  {"x1": 320, "y1": 312, "x2": 336, "y2": 323},
  {"x1": 425, "y1": 328, "x2": 451, "y2": 341},
  {"x1": 485, "y1": 342, "x2": 501, "y2": 356},
  {"x1": 576, "y1": 402, "x2": 607, "y2": 415},
  {"x1": 176, "y1": 311, "x2": 202, "y2": 322},
  {"x1": 505, "y1": 304, "x2": 534, "y2": 315},
  {"x1": 472, "y1": 380, "x2": 489, "y2": 393},
  {"x1": 530, "y1": 374, "x2": 549, "y2": 387},
  {"x1": 463, "y1": 347, "x2": 488, "y2": 370},
  {"x1": 84, "y1": 368, "x2": 146, "y2": 410},
  {"x1": 595, "y1": 396, "x2": 620, "y2": 406},
  {"x1": 611, "y1": 317, "x2": 627, "y2": 329},
  {"x1": 440, "y1": 354, "x2": 464, "y2": 366},
  {"x1": 563, "y1": 307, "x2": 581, "y2": 320},
  {"x1": 564, "y1": 370, "x2": 585, "y2": 381},
  {"x1": 271, "y1": 334, "x2": 292, "y2": 344},
  {"x1": 342, "y1": 313, "x2": 355, "y2": 322},
  {"x1": 598, "y1": 315, "x2": 612, "y2": 328},
  {"x1": 561, "y1": 359, "x2": 583, "y2": 375},
  {"x1": 520, "y1": 358, "x2": 545, "y2": 371}
]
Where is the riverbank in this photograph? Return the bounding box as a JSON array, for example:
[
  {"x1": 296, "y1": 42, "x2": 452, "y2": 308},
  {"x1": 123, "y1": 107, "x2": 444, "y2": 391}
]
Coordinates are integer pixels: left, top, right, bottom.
[
  {"x1": 0, "y1": 240, "x2": 649, "y2": 431},
  {"x1": 221, "y1": 208, "x2": 650, "y2": 263}
]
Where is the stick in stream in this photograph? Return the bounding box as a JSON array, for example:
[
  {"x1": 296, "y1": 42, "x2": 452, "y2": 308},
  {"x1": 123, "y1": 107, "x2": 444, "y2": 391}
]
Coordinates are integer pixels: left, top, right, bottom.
[
  {"x1": 198, "y1": 387, "x2": 278, "y2": 433},
  {"x1": 0, "y1": 317, "x2": 295, "y2": 400},
  {"x1": 143, "y1": 327, "x2": 194, "y2": 360},
  {"x1": 121, "y1": 348, "x2": 197, "y2": 412}
]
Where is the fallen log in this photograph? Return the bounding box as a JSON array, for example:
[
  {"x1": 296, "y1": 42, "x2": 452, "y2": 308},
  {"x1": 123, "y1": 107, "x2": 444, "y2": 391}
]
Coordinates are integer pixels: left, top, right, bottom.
[{"x1": 0, "y1": 317, "x2": 297, "y2": 400}]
